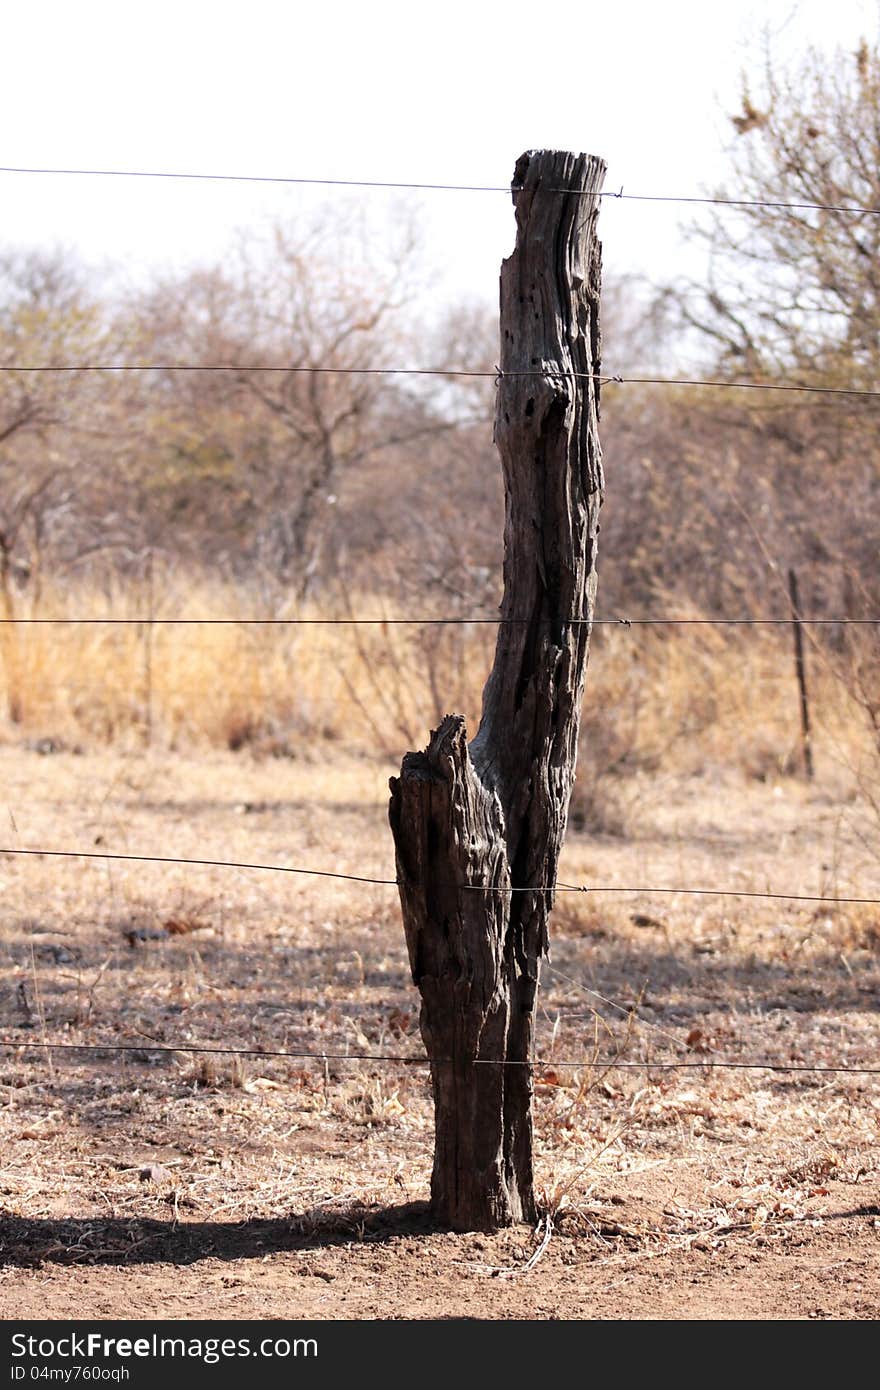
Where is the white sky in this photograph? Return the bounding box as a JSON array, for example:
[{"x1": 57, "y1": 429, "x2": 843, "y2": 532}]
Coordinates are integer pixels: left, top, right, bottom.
[{"x1": 2, "y1": 0, "x2": 879, "y2": 325}]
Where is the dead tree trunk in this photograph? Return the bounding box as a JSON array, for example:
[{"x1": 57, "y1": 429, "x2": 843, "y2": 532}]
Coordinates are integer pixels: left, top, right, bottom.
[{"x1": 388, "y1": 150, "x2": 606, "y2": 1231}]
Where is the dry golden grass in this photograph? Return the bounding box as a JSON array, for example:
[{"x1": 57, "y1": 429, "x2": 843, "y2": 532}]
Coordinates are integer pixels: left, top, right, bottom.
[
  {"x1": 0, "y1": 578, "x2": 876, "y2": 804},
  {"x1": 0, "y1": 578, "x2": 494, "y2": 753}
]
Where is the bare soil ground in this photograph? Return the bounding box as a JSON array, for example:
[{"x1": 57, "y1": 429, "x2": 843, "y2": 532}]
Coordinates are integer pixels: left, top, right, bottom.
[{"x1": 0, "y1": 743, "x2": 878, "y2": 1320}]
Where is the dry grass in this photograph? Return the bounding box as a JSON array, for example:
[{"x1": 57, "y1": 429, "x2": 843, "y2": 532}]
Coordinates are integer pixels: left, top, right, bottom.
[
  {"x1": 0, "y1": 751, "x2": 877, "y2": 1254},
  {"x1": 0, "y1": 577, "x2": 495, "y2": 754},
  {"x1": 1, "y1": 579, "x2": 877, "y2": 800}
]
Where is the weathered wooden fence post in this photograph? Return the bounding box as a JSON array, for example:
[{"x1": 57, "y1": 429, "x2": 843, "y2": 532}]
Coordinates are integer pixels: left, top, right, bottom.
[
  {"x1": 389, "y1": 150, "x2": 606, "y2": 1231},
  {"x1": 788, "y1": 567, "x2": 813, "y2": 779}
]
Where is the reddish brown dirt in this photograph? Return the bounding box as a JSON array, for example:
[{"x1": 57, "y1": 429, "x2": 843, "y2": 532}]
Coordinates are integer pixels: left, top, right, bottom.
[
  {"x1": 1, "y1": 746, "x2": 878, "y2": 1320},
  {"x1": 2, "y1": 1179, "x2": 879, "y2": 1321}
]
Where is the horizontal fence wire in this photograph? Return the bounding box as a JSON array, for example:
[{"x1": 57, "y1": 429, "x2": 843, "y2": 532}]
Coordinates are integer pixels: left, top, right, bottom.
[
  {"x1": 0, "y1": 677, "x2": 802, "y2": 704},
  {"x1": 0, "y1": 616, "x2": 877, "y2": 626},
  {"x1": 5, "y1": 362, "x2": 880, "y2": 400},
  {"x1": 3, "y1": 164, "x2": 880, "y2": 218},
  {"x1": 0, "y1": 1037, "x2": 877, "y2": 1075},
  {"x1": 0, "y1": 846, "x2": 876, "y2": 905},
  {"x1": 6, "y1": 680, "x2": 398, "y2": 701},
  {"x1": 7, "y1": 922, "x2": 878, "y2": 1078},
  {"x1": 543, "y1": 963, "x2": 695, "y2": 1058}
]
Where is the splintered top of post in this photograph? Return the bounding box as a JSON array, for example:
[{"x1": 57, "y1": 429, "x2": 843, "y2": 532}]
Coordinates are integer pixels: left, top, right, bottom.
[{"x1": 511, "y1": 150, "x2": 607, "y2": 200}]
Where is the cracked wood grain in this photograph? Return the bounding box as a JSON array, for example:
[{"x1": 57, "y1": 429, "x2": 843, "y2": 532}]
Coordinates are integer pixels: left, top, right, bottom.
[{"x1": 389, "y1": 150, "x2": 606, "y2": 1230}]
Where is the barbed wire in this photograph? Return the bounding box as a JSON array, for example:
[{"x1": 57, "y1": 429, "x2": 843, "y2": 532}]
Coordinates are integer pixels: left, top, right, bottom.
[
  {"x1": 8, "y1": 678, "x2": 392, "y2": 702},
  {"x1": 0, "y1": 364, "x2": 490, "y2": 376},
  {"x1": 1, "y1": 1036, "x2": 877, "y2": 1075},
  {"x1": 0, "y1": 846, "x2": 392, "y2": 886},
  {"x1": 0, "y1": 845, "x2": 876, "y2": 906},
  {"x1": 607, "y1": 374, "x2": 880, "y2": 398},
  {"x1": 4, "y1": 361, "x2": 880, "y2": 401},
  {"x1": 2, "y1": 164, "x2": 879, "y2": 219},
  {"x1": 3, "y1": 674, "x2": 800, "y2": 706},
  {"x1": 0, "y1": 616, "x2": 876, "y2": 627}
]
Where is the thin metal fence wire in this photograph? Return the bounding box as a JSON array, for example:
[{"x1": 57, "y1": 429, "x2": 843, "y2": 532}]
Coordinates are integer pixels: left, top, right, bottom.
[
  {"x1": 16, "y1": 678, "x2": 403, "y2": 702},
  {"x1": 0, "y1": 1037, "x2": 877, "y2": 1075},
  {"x1": 543, "y1": 962, "x2": 694, "y2": 1057},
  {"x1": 0, "y1": 675, "x2": 804, "y2": 707},
  {"x1": 3, "y1": 673, "x2": 805, "y2": 697},
  {"x1": 6, "y1": 927, "x2": 878, "y2": 1078},
  {"x1": 0, "y1": 616, "x2": 877, "y2": 626},
  {"x1": 0, "y1": 845, "x2": 876, "y2": 906},
  {"x1": 5, "y1": 362, "x2": 880, "y2": 400},
  {"x1": 3, "y1": 164, "x2": 880, "y2": 218}
]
